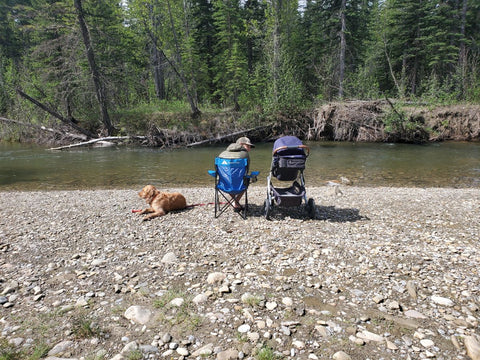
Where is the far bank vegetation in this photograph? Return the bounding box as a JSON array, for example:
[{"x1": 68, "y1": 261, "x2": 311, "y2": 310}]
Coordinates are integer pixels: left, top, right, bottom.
[{"x1": 0, "y1": 0, "x2": 479, "y2": 147}]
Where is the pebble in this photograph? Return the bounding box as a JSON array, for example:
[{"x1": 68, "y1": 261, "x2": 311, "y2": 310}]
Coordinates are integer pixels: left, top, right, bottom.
[
  {"x1": 431, "y1": 295, "x2": 454, "y2": 307},
  {"x1": 207, "y1": 272, "x2": 226, "y2": 284},
  {"x1": 333, "y1": 351, "x2": 352, "y2": 360},
  {"x1": 356, "y1": 330, "x2": 384, "y2": 342},
  {"x1": 124, "y1": 306, "x2": 153, "y2": 325},
  {"x1": 465, "y1": 336, "x2": 480, "y2": 360},
  {"x1": 238, "y1": 324, "x2": 250, "y2": 333},
  {"x1": 161, "y1": 252, "x2": 178, "y2": 264},
  {"x1": 404, "y1": 309, "x2": 428, "y2": 319}
]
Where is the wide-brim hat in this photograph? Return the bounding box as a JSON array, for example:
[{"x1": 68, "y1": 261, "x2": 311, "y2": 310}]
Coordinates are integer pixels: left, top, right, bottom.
[{"x1": 236, "y1": 136, "x2": 255, "y2": 148}]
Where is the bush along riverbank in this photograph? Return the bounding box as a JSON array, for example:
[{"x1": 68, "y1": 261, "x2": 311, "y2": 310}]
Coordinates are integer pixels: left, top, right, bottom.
[{"x1": 1, "y1": 101, "x2": 479, "y2": 147}]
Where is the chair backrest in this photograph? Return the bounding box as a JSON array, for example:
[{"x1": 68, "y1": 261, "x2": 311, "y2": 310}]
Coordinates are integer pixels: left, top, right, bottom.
[{"x1": 215, "y1": 157, "x2": 248, "y2": 193}]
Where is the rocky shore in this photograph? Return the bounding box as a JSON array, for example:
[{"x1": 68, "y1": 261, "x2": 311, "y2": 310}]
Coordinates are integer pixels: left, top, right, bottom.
[{"x1": 1, "y1": 186, "x2": 479, "y2": 360}]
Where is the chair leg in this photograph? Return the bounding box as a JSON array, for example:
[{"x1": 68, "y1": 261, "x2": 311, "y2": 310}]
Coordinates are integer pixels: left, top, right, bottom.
[
  {"x1": 242, "y1": 190, "x2": 248, "y2": 219},
  {"x1": 214, "y1": 188, "x2": 219, "y2": 218},
  {"x1": 213, "y1": 189, "x2": 249, "y2": 219}
]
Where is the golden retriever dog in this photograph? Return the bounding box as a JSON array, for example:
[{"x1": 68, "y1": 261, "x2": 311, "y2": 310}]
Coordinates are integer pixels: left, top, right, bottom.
[{"x1": 138, "y1": 185, "x2": 187, "y2": 220}]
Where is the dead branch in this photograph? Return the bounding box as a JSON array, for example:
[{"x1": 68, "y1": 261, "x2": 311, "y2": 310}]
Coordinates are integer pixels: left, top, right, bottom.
[
  {"x1": 186, "y1": 125, "x2": 272, "y2": 147},
  {"x1": 16, "y1": 88, "x2": 96, "y2": 138},
  {"x1": 0, "y1": 116, "x2": 87, "y2": 141}
]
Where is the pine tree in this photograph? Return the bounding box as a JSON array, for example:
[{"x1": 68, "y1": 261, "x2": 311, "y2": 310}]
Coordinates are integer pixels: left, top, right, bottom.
[{"x1": 212, "y1": 0, "x2": 247, "y2": 110}]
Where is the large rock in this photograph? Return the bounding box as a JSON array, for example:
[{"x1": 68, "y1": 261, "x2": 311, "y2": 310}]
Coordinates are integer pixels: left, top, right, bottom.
[
  {"x1": 465, "y1": 336, "x2": 480, "y2": 360},
  {"x1": 124, "y1": 305, "x2": 153, "y2": 325}
]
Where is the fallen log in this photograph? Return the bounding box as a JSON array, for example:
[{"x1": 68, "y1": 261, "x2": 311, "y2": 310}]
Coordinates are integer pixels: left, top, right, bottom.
[
  {"x1": 186, "y1": 124, "x2": 272, "y2": 147},
  {"x1": 49, "y1": 136, "x2": 146, "y2": 150}
]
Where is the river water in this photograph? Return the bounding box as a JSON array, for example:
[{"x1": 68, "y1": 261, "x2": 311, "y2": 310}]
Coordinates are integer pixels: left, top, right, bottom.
[{"x1": 0, "y1": 141, "x2": 479, "y2": 190}]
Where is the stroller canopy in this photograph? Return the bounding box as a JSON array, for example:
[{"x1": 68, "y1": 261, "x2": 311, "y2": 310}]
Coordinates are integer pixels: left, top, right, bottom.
[{"x1": 273, "y1": 136, "x2": 307, "y2": 156}]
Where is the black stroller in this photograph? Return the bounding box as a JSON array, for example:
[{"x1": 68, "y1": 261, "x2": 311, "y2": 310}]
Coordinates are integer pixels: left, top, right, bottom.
[{"x1": 263, "y1": 136, "x2": 315, "y2": 219}]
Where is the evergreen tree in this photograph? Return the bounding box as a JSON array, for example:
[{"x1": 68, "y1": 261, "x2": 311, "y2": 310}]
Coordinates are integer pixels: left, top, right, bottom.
[
  {"x1": 212, "y1": 0, "x2": 247, "y2": 110},
  {"x1": 191, "y1": 0, "x2": 216, "y2": 103}
]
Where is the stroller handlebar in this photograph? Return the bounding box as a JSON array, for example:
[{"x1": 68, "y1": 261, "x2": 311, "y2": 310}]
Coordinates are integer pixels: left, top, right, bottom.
[{"x1": 272, "y1": 145, "x2": 310, "y2": 157}]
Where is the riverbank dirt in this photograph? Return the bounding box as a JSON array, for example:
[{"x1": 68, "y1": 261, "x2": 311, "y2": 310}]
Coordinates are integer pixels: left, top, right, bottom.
[
  {"x1": 307, "y1": 102, "x2": 480, "y2": 143},
  {"x1": 1, "y1": 186, "x2": 479, "y2": 360}
]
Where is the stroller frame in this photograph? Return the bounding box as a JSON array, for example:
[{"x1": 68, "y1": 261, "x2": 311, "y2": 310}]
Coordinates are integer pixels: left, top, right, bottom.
[{"x1": 263, "y1": 136, "x2": 315, "y2": 219}]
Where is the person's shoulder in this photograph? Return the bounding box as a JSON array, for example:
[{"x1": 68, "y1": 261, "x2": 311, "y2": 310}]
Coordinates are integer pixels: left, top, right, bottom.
[
  {"x1": 226, "y1": 143, "x2": 243, "y2": 152},
  {"x1": 218, "y1": 143, "x2": 248, "y2": 158}
]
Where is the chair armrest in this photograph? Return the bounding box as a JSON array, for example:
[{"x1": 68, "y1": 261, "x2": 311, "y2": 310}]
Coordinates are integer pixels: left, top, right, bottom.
[{"x1": 208, "y1": 170, "x2": 216, "y2": 177}]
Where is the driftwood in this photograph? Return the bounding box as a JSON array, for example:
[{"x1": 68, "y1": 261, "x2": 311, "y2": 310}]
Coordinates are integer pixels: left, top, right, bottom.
[
  {"x1": 186, "y1": 125, "x2": 272, "y2": 147},
  {"x1": 16, "y1": 88, "x2": 96, "y2": 139},
  {"x1": 49, "y1": 136, "x2": 146, "y2": 150}
]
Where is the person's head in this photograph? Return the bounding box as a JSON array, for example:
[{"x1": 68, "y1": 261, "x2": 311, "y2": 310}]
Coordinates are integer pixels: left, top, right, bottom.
[{"x1": 236, "y1": 137, "x2": 255, "y2": 151}]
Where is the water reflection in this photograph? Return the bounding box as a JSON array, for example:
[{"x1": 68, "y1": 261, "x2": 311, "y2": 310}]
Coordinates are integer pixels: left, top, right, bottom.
[{"x1": 0, "y1": 141, "x2": 478, "y2": 190}]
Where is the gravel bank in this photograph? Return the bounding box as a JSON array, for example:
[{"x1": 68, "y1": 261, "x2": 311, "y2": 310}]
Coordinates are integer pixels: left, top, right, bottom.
[{"x1": 1, "y1": 186, "x2": 479, "y2": 360}]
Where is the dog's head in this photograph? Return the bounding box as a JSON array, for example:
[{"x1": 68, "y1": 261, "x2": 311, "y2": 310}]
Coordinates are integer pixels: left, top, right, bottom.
[{"x1": 138, "y1": 185, "x2": 160, "y2": 204}]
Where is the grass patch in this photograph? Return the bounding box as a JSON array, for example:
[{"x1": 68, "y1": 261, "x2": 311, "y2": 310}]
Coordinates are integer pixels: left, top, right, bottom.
[
  {"x1": 0, "y1": 338, "x2": 21, "y2": 360},
  {"x1": 71, "y1": 312, "x2": 101, "y2": 339},
  {"x1": 242, "y1": 294, "x2": 264, "y2": 307},
  {"x1": 153, "y1": 289, "x2": 204, "y2": 332},
  {"x1": 0, "y1": 339, "x2": 49, "y2": 360},
  {"x1": 125, "y1": 349, "x2": 143, "y2": 360},
  {"x1": 255, "y1": 346, "x2": 282, "y2": 360}
]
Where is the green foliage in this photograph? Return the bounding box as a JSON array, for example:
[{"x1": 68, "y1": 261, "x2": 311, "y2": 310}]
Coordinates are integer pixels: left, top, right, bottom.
[
  {"x1": 419, "y1": 73, "x2": 461, "y2": 105},
  {"x1": 0, "y1": 338, "x2": 20, "y2": 360},
  {"x1": 153, "y1": 289, "x2": 203, "y2": 332},
  {"x1": 255, "y1": 346, "x2": 282, "y2": 360},
  {"x1": 125, "y1": 349, "x2": 143, "y2": 360},
  {"x1": 0, "y1": 0, "x2": 479, "y2": 138},
  {"x1": 382, "y1": 108, "x2": 407, "y2": 134},
  {"x1": 0, "y1": 339, "x2": 49, "y2": 360},
  {"x1": 27, "y1": 343, "x2": 50, "y2": 360},
  {"x1": 71, "y1": 313, "x2": 100, "y2": 339}
]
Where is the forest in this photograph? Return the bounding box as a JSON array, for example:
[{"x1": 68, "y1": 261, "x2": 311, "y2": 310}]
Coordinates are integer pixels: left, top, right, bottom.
[{"x1": 0, "y1": 0, "x2": 479, "y2": 145}]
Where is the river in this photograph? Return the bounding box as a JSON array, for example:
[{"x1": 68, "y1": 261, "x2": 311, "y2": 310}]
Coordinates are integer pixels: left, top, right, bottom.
[{"x1": 0, "y1": 141, "x2": 479, "y2": 190}]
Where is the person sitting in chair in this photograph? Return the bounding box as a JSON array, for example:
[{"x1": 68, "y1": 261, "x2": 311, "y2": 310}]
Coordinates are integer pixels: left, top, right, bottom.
[{"x1": 218, "y1": 137, "x2": 255, "y2": 210}]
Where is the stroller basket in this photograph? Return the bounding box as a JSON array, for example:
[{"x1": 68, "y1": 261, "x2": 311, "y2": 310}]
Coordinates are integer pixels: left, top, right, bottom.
[{"x1": 272, "y1": 182, "x2": 305, "y2": 207}]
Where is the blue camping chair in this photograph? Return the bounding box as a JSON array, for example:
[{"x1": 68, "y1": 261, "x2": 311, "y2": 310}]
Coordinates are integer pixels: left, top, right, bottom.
[{"x1": 208, "y1": 157, "x2": 259, "y2": 219}]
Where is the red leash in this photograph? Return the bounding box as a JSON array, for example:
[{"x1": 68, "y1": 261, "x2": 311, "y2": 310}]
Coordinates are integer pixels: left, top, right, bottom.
[
  {"x1": 132, "y1": 202, "x2": 225, "y2": 213},
  {"x1": 186, "y1": 202, "x2": 227, "y2": 208}
]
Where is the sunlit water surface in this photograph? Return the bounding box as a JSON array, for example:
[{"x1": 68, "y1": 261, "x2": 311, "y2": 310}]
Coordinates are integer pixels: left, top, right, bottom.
[{"x1": 0, "y1": 141, "x2": 479, "y2": 190}]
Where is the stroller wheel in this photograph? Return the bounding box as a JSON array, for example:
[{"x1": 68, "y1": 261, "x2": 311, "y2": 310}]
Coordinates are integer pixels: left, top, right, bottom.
[
  {"x1": 307, "y1": 198, "x2": 316, "y2": 219},
  {"x1": 263, "y1": 199, "x2": 272, "y2": 220}
]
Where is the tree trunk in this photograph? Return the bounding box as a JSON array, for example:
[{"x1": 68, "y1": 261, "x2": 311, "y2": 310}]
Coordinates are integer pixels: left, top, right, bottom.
[
  {"x1": 166, "y1": 0, "x2": 201, "y2": 117},
  {"x1": 458, "y1": 0, "x2": 468, "y2": 97},
  {"x1": 339, "y1": 0, "x2": 346, "y2": 99},
  {"x1": 148, "y1": 2, "x2": 166, "y2": 100},
  {"x1": 74, "y1": 0, "x2": 115, "y2": 136},
  {"x1": 152, "y1": 43, "x2": 166, "y2": 100},
  {"x1": 272, "y1": 0, "x2": 281, "y2": 104}
]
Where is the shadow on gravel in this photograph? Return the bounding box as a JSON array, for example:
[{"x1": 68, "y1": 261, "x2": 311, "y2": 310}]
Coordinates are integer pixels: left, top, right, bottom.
[
  {"x1": 316, "y1": 205, "x2": 369, "y2": 222},
  {"x1": 247, "y1": 204, "x2": 369, "y2": 222}
]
